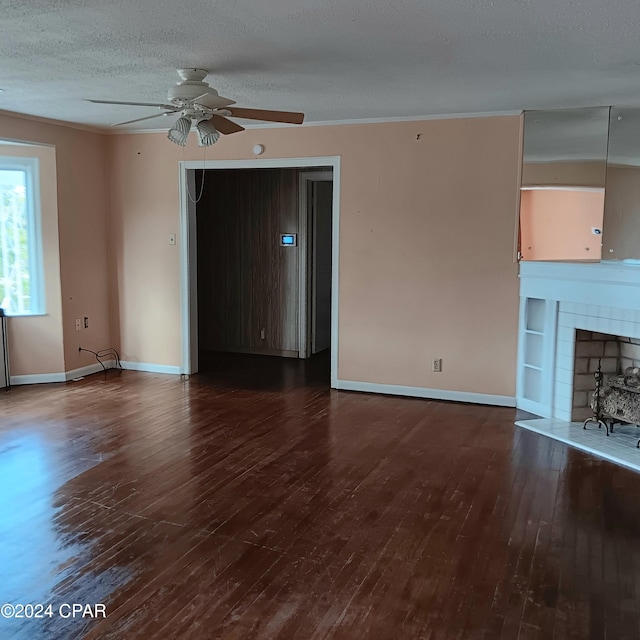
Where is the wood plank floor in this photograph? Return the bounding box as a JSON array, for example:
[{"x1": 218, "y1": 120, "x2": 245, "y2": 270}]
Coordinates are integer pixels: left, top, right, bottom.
[{"x1": 2, "y1": 353, "x2": 640, "y2": 639}]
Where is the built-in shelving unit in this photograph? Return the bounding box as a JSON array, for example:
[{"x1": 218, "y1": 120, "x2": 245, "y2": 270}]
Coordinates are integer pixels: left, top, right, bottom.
[{"x1": 516, "y1": 295, "x2": 557, "y2": 417}]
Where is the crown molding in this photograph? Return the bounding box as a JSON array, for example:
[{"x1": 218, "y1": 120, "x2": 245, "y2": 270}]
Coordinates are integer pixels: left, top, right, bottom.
[{"x1": 0, "y1": 108, "x2": 107, "y2": 135}]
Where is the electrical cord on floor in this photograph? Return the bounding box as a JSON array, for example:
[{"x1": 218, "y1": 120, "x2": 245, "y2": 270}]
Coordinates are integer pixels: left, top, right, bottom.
[{"x1": 78, "y1": 347, "x2": 123, "y2": 372}]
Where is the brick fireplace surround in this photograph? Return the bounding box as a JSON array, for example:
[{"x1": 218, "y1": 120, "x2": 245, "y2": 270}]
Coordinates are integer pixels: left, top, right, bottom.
[
  {"x1": 515, "y1": 261, "x2": 640, "y2": 471},
  {"x1": 517, "y1": 261, "x2": 640, "y2": 420}
]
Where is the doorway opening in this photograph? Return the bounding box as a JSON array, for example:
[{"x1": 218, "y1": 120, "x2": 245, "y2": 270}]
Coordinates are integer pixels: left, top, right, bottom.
[
  {"x1": 179, "y1": 157, "x2": 340, "y2": 388},
  {"x1": 298, "y1": 171, "x2": 333, "y2": 360}
]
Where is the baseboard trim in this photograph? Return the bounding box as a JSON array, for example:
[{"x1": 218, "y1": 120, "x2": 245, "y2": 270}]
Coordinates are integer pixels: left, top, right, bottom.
[
  {"x1": 65, "y1": 361, "x2": 117, "y2": 380},
  {"x1": 10, "y1": 372, "x2": 67, "y2": 385},
  {"x1": 9, "y1": 361, "x2": 119, "y2": 386},
  {"x1": 120, "y1": 361, "x2": 181, "y2": 375},
  {"x1": 335, "y1": 379, "x2": 516, "y2": 407},
  {"x1": 515, "y1": 397, "x2": 550, "y2": 418}
]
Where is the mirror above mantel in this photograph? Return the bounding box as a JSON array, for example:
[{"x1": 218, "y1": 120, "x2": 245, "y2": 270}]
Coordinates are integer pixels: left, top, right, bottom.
[
  {"x1": 519, "y1": 106, "x2": 609, "y2": 262},
  {"x1": 602, "y1": 107, "x2": 640, "y2": 262}
]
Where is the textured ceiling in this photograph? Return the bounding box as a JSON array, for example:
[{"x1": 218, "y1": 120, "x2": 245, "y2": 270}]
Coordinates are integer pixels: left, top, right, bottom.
[{"x1": 1, "y1": 0, "x2": 640, "y2": 131}]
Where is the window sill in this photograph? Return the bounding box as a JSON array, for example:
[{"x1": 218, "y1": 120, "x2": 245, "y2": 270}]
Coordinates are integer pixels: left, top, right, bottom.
[{"x1": 3, "y1": 313, "x2": 48, "y2": 318}]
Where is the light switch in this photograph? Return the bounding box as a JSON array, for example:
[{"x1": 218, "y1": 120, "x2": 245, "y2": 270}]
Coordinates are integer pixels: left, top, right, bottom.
[{"x1": 169, "y1": 233, "x2": 176, "y2": 245}]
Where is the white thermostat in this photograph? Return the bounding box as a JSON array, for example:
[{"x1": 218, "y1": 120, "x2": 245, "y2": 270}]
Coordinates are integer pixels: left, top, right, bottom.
[{"x1": 280, "y1": 234, "x2": 297, "y2": 246}]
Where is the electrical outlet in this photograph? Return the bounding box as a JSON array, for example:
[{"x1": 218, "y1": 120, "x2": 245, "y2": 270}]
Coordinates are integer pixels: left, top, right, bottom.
[
  {"x1": 84, "y1": 316, "x2": 89, "y2": 329},
  {"x1": 432, "y1": 358, "x2": 442, "y2": 373},
  {"x1": 75, "y1": 319, "x2": 82, "y2": 332},
  {"x1": 260, "y1": 328, "x2": 266, "y2": 340}
]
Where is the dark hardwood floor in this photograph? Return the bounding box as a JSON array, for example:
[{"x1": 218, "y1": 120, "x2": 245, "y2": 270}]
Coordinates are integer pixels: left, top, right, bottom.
[{"x1": 1, "y1": 355, "x2": 640, "y2": 639}]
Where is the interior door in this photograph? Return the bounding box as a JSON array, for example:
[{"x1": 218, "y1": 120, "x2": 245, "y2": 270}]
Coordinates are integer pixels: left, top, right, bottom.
[{"x1": 310, "y1": 181, "x2": 333, "y2": 354}]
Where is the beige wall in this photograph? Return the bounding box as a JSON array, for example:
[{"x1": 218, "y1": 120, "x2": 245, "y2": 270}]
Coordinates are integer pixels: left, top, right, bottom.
[
  {"x1": 0, "y1": 113, "x2": 111, "y2": 376},
  {"x1": 108, "y1": 116, "x2": 522, "y2": 396},
  {"x1": 520, "y1": 189, "x2": 604, "y2": 261},
  {"x1": 603, "y1": 165, "x2": 640, "y2": 260}
]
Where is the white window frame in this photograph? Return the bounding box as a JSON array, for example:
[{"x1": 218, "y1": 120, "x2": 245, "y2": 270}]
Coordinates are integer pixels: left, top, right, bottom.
[{"x1": 0, "y1": 156, "x2": 45, "y2": 316}]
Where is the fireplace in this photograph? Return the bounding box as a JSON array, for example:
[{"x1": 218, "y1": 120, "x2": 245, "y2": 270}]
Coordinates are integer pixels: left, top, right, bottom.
[
  {"x1": 571, "y1": 331, "x2": 640, "y2": 421},
  {"x1": 517, "y1": 261, "x2": 640, "y2": 421}
]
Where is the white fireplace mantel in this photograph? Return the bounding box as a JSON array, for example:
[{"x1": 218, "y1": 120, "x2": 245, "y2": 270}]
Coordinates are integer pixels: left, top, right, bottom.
[{"x1": 517, "y1": 261, "x2": 640, "y2": 419}]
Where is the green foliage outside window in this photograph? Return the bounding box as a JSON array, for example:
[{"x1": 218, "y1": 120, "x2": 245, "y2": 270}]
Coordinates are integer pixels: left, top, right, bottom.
[{"x1": 0, "y1": 169, "x2": 31, "y2": 314}]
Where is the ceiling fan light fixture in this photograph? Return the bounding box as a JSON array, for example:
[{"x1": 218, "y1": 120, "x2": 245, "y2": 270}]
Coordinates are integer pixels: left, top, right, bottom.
[
  {"x1": 196, "y1": 118, "x2": 221, "y2": 147},
  {"x1": 167, "y1": 116, "x2": 192, "y2": 146},
  {"x1": 86, "y1": 70, "x2": 305, "y2": 142}
]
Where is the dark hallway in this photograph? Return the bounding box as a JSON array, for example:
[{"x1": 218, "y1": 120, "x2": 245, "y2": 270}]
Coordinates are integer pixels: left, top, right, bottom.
[{"x1": 197, "y1": 350, "x2": 331, "y2": 391}]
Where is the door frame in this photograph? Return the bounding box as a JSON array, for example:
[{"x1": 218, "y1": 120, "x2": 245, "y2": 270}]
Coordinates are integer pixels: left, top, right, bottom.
[
  {"x1": 298, "y1": 170, "x2": 333, "y2": 359},
  {"x1": 178, "y1": 156, "x2": 341, "y2": 387}
]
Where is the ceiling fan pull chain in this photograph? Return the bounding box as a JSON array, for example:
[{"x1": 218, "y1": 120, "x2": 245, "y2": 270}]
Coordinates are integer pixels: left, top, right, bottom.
[{"x1": 185, "y1": 146, "x2": 206, "y2": 204}]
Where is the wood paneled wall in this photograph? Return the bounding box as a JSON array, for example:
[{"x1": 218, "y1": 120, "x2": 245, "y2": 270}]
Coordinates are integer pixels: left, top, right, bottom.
[{"x1": 196, "y1": 168, "x2": 300, "y2": 355}]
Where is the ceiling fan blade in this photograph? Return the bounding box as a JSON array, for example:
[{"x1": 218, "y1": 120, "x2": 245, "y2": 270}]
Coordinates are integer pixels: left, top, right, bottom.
[
  {"x1": 210, "y1": 115, "x2": 245, "y2": 135},
  {"x1": 86, "y1": 99, "x2": 178, "y2": 109},
  {"x1": 193, "y1": 93, "x2": 236, "y2": 109},
  {"x1": 226, "y1": 107, "x2": 304, "y2": 125},
  {"x1": 111, "y1": 112, "x2": 173, "y2": 127}
]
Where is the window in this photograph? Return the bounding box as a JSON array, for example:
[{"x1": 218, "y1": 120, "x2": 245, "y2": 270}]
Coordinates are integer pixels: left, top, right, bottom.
[{"x1": 0, "y1": 157, "x2": 43, "y2": 315}]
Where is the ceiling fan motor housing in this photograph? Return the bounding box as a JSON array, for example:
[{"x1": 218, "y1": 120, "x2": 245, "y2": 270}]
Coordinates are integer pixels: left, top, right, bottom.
[
  {"x1": 167, "y1": 69, "x2": 235, "y2": 109},
  {"x1": 168, "y1": 69, "x2": 216, "y2": 104}
]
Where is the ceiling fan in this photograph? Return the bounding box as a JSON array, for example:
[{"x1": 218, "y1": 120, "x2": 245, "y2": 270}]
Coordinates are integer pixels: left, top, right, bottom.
[{"x1": 86, "y1": 68, "x2": 305, "y2": 146}]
